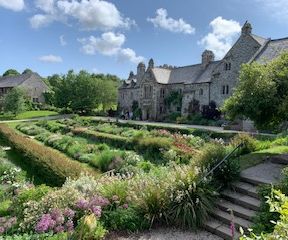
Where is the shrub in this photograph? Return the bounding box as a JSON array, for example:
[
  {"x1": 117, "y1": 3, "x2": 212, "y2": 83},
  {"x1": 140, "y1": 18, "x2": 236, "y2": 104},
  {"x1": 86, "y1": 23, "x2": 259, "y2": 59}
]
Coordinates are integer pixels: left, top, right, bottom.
[
  {"x1": 231, "y1": 133, "x2": 258, "y2": 155},
  {"x1": 0, "y1": 124, "x2": 95, "y2": 186},
  {"x1": 102, "y1": 207, "x2": 148, "y2": 232},
  {"x1": 0, "y1": 199, "x2": 12, "y2": 216},
  {"x1": 194, "y1": 143, "x2": 240, "y2": 188},
  {"x1": 167, "y1": 169, "x2": 216, "y2": 229},
  {"x1": 91, "y1": 150, "x2": 124, "y2": 172}
]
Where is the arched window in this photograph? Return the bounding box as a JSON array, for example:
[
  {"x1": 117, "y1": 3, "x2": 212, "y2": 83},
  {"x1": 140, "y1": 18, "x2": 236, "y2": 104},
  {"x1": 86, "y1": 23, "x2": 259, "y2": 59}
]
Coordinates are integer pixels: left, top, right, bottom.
[{"x1": 225, "y1": 62, "x2": 231, "y2": 71}]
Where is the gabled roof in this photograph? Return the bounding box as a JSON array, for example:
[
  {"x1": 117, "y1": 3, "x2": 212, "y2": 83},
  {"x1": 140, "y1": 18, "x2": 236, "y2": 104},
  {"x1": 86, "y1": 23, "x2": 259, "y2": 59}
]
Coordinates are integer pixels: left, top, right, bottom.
[
  {"x1": 0, "y1": 72, "x2": 42, "y2": 88},
  {"x1": 253, "y1": 37, "x2": 288, "y2": 63},
  {"x1": 251, "y1": 34, "x2": 267, "y2": 46},
  {"x1": 151, "y1": 61, "x2": 220, "y2": 85}
]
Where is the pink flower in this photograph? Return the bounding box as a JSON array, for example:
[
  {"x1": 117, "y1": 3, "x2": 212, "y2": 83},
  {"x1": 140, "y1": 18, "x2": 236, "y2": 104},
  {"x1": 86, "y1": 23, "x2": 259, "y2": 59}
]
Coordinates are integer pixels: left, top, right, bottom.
[
  {"x1": 54, "y1": 225, "x2": 65, "y2": 233},
  {"x1": 122, "y1": 204, "x2": 129, "y2": 209},
  {"x1": 91, "y1": 206, "x2": 102, "y2": 217},
  {"x1": 63, "y1": 208, "x2": 75, "y2": 218},
  {"x1": 76, "y1": 199, "x2": 89, "y2": 210},
  {"x1": 0, "y1": 227, "x2": 4, "y2": 234}
]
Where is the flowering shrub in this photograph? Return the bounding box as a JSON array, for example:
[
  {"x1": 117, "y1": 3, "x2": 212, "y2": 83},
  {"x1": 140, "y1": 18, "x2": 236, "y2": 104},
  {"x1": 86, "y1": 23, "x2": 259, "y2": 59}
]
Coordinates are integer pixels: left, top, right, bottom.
[
  {"x1": 1, "y1": 168, "x2": 22, "y2": 185},
  {"x1": 0, "y1": 217, "x2": 17, "y2": 235}
]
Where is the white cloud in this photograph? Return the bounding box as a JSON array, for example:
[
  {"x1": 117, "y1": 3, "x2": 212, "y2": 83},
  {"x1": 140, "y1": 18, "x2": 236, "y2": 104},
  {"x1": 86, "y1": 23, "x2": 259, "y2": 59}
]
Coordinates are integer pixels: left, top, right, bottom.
[
  {"x1": 78, "y1": 32, "x2": 144, "y2": 64},
  {"x1": 30, "y1": 14, "x2": 56, "y2": 29},
  {"x1": 39, "y1": 54, "x2": 63, "y2": 63},
  {"x1": 147, "y1": 8, "x2": 195, "y2": 34},
  {"x1": 199, "y1": 17, "x2": 241, "y2": 59},
  {"x1": 60, "y1": 35, "x2": 67, "y2": 46},
  {"x1": 257, "y1": 0, "x2": 288, "y2": 21},
  {"x1": 118, "y1": 48, "x2": 145, "y2": 64},
  {"x1": 0, "y1": 0, "x2": 24, "y2": 11},
  {"x1": 30, "y1": 0, "x2": 135, "y2": 30},
  {"x1": 34, "y1": 0, "x2": 55, "y2": 13}
]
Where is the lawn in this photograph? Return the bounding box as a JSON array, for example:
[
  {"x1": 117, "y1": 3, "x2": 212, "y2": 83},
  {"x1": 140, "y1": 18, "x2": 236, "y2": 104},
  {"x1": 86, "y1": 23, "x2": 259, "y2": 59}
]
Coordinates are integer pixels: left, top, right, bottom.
[{"x1": 0, "y1": 110, "x2": 59, "y2": 121}]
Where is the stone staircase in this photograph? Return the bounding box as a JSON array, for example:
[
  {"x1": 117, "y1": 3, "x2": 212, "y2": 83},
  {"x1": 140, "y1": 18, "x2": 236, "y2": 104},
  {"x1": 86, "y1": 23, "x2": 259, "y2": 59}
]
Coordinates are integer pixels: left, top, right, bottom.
[{"x1": 203, "y1": 154, "x2": 288, "y2": 240}]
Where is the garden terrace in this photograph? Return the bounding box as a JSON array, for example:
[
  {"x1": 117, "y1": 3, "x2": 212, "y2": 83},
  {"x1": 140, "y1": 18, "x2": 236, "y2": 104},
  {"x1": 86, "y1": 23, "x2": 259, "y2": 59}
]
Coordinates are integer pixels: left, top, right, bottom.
[{"x1": 0, "y1": 124, "x2": 97, "y2": 186}]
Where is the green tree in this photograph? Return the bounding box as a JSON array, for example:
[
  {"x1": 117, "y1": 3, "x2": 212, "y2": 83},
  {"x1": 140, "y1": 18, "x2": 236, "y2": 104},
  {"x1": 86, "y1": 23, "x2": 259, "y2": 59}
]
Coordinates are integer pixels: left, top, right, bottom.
[
  {"x1": 2, "y1": 69, "x2": 20, "y2": 77},
  {"x1": 3, "y1": 87, "x2": 26, "y2": 115},
  {"x1": 22, "y1": 68, "x2": 33, "y2": 74},
  {"x1": 223, "y1": 52, "x2": 288, "y2": 130}
]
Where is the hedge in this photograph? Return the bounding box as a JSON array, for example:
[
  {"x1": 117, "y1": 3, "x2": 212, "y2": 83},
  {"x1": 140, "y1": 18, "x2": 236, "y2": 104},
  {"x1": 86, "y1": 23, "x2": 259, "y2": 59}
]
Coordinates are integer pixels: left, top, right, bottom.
[
  {"x1": 0, "y1": 124, "x2": 95, "y2": 186},
  {"x1": 71, "y1": 128, "x2": 133, "y2": 149}
]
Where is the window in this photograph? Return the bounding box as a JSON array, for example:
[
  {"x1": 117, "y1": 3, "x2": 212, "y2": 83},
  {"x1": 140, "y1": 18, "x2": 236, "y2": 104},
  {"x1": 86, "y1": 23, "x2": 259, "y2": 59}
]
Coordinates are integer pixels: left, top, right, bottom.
[
  {"x1": 160, "y1": 88, "x2": 165, "y2": 98},
  {"x1": 222, "y1": 85, "x2": 229, "y2": 95},
  {"x1": 160, "y1": 106, "x2": 163, "y2": 114},
  {"x1": 144, "y1": 85, "x2": 153, "y2": 99},
  {"x1": 225, "y1": 62, "x2": 231, "y2": 71},
  {"x1": 199, "y1": 88, "x2": 204, "y2": 96},
  {"x1": 177, "y1": 106, "x2": 181, "y2": 112}
]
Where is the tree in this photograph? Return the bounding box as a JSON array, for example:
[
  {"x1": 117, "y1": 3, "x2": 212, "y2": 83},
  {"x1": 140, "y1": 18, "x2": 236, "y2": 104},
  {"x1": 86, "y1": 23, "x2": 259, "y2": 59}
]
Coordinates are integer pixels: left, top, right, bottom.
[
  {"x1": 3, "y1": 87, "x2": 26, "y2": 115},
  {"x1": 3, "y1": 69, "x2": 20, "y2": 77},
  {"x1": 223, "y1": 52, "x2": 288, "y2": 130},
  {"x1": 22, "y1": 69, "x2": 33, "y2": 74}
]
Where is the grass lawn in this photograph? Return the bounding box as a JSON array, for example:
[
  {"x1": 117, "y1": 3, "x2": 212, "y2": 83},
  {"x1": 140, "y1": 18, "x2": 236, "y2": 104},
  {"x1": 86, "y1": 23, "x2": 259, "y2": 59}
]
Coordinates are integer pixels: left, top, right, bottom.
[
  {"x1": 0, "y1": 110, "x2": 59, "y2": 121},
  {"x1": 240, "y1": 146, "x2": 288, "y2": 170}
]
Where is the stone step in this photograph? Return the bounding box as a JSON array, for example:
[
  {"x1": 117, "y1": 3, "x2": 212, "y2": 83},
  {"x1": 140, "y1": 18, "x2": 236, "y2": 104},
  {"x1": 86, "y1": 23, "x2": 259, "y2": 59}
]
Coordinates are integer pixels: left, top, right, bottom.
[
  {"x1": 231, "y1": 181, "x2": 259, "y2": 199},
  {"x1": 270, "y1": 154, "x2": 288, "y2": 165},
  {"x1": 240, "y1": 174, "x2": 271, "y2": 186},
  {"x1": 221, "y1": 190, "x2": 261, "y2": 211},
  {"x1": 216, "y1": 198, "x2": 257, "y2": 221},
  {"x1": 203, "y1": 219, "x2": 241, "y2": 240},
  {"x1": 211, "y1": 208, "x2": 252, "y2": 231}
]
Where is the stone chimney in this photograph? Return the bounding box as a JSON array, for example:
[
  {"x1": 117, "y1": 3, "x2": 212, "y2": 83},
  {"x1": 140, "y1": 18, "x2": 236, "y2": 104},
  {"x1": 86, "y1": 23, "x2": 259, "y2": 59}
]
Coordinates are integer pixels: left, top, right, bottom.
[
  {"x1": 202, "y1": 50, "x2": 215, "y2": 67},
  {"x1": 242, "y1": 21, "x2": 252, "y2": 35},
  {"x1": 137, "y1": 62, "x2": 146, "y2": 78},
  {"x1": 148, "y1": 58, "x2": 154, "y2": 69}
]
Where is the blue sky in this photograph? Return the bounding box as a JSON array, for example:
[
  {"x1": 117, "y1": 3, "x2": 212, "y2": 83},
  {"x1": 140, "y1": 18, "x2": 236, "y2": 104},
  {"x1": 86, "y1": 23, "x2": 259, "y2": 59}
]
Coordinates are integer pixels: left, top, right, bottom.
[{"x1": 0, "y1": 0, "x2": 287, "y2": 79}]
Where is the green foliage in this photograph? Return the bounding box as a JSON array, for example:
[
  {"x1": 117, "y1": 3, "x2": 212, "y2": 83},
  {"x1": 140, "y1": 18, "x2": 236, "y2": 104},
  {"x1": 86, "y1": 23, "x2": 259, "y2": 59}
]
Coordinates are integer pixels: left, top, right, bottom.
[
  {"x1": 102, "y1": 207, "x2": 149, "y2": 232},
  {"x1": 0, "y1": 124, "x2": 95, "y2": 186},
  {"x1": 0, "y1": 199, "x2": 12, "y2": 216},
  {"x1": 164, "y1": 90, "x2": 183, "y2": 109},
  {"x1": 0, "y1": 233, "x2": 68, "y2": 240},
  {"x1": 11, "y1": 185, "x2": 51, "y2": 218},
  {"x1": 91, "y1": 150, "x2": 124, "y2": 172},
  {"x1": 72, "y1": 214, "x2": 107, "y2": 240},
  {"x1": 223, "y1": 52, "x2": 288, "y2": 130},
  {"x1": 194, "y1": 143, "x2": 240, "y2": 188},
  {"x1": 2, "y1": 69, "x2": 20, "y2": 77},
  {"x1": 231, "y1": 133, "x2": 258, "y2": 155},
  {"x1": 49, "y1": 70, "x2": 118, "y2": 113},
  {"x1": 3, "y1": 88, "x2": 27, "y2": 115}
]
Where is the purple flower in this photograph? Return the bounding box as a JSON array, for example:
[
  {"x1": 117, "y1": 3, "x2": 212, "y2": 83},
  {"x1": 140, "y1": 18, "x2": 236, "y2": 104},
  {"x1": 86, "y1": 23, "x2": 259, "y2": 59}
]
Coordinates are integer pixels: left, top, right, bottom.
[
  {"x1": 63, "y1": 208, "x2": 75, "y2": 219},
  {"x1": 0, "y1": 227, "x2": 4, "y2": 234},
  {"x1": 35, "y1": 214, "x2": 55, "y2": 233},
  {"x1": 122, "y1": 203, "x2": 129, "y2": 209},
  {"x1": 89, "y1": 196, "x2": 110, "y2": 207},
  {"x1": 76, "y1": 199, "x2": 89, "y2": 210},
  {"x1": 54, "y1": 225, "x2": 65, "y2": 233},
  {"x1": 91, "y1": 206, "x2": 102, "y2": 217},
  {"x1": 65, "y1": 220, "x2": 74, "y2": 232}
]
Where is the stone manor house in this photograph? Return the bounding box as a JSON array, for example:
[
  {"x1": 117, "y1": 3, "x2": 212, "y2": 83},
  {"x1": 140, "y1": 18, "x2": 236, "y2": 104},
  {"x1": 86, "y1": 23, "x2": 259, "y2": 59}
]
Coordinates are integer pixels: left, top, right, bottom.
[{"x1": 118, "y1": 22, "x2": 288, "y2": 121}]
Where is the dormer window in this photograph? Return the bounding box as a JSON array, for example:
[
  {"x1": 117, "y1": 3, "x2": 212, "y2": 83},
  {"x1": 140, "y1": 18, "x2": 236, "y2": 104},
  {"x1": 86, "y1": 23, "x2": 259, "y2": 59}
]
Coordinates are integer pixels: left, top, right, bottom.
[{"x1": 225, "y1": 63, "x2": 231, "y2": 71}]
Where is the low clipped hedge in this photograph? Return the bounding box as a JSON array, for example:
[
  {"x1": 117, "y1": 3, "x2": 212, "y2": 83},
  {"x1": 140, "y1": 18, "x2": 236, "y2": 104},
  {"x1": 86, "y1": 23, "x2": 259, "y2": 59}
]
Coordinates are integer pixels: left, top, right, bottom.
[
  {"x1": 0, "y1": 124, "x2": 95, "y2": 186},
  {"x1": 72, "y1": 128, "x2": 132, "y2": 149}
]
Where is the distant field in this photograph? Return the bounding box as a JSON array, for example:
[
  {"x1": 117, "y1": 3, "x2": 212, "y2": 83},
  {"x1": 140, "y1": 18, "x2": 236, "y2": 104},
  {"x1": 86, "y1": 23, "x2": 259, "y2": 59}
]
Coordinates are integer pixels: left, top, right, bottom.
[{"x1": 0, "y1": 110, "x2": 59, "y2": 121}]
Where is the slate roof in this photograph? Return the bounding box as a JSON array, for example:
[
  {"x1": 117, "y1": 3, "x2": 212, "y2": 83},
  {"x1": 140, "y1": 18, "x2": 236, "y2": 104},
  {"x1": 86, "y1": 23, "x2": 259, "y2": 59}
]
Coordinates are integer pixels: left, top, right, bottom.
[
  {"x1": 251, "y1": 34, "x2": 267, "y2": 46},
  {"x1": 151, "y1": 61, "x2": 220, "y2": 85},
  {"x1": 0, "y1": 72, "x2": 42, "y2": 88},
  {"x1": 253, "y1": 37, "x2": 288, "y2": 63}
]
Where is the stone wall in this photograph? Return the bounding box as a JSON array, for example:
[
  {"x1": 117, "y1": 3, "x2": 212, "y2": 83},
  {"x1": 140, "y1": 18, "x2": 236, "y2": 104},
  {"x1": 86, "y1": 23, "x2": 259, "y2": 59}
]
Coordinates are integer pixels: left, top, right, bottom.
[
  {"x1": 20, "y1": 75, "x2": 50, "y2": 103},
  {"x1": 210, "y1": 33, "x2": 261, "y2": 107}
]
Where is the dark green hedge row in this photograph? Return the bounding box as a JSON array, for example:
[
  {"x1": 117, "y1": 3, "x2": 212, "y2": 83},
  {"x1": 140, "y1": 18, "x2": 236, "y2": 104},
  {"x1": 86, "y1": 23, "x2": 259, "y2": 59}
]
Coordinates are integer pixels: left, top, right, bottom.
[{"x1": 0, "y1": 124, "x2": 95, "y2": 186}]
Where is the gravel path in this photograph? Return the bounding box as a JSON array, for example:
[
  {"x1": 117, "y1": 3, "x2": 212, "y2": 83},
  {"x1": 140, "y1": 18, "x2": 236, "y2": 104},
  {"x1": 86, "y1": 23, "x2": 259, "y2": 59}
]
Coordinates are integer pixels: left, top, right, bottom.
[{"x1": 106, "y1": 228, "x2": 222, "y2": 240}]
